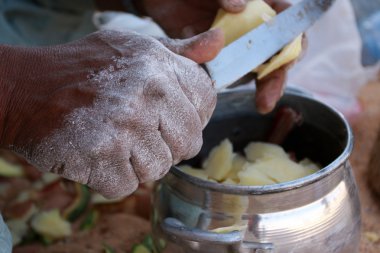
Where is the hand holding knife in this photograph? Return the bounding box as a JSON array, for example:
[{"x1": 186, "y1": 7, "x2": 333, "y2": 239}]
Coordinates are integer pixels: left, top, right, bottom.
[{"x1": 204, "y1": 0, "x2": 337, "y2": 91}]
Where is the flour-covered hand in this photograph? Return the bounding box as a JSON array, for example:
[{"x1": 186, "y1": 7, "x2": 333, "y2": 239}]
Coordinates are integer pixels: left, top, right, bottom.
[{"x1": 0, "y1": 29, "x2": 224, "y2": 198}]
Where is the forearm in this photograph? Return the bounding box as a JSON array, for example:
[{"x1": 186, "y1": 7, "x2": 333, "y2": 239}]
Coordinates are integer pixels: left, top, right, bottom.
[
  {"x1": 0, "y1": 46, "x2": 16, "y2": 146},
  {"x1": 0, "y1": 45, "x2": 36, "y2": 147}
]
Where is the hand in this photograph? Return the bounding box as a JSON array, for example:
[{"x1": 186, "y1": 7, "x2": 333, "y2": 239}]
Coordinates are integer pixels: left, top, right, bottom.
[
  {"x1": 139, "y1": 0, "x2": 247, "y2": 38},
  {"x1": 254, "y1": 0, "x2": 307, "y2": 114},
  {"x1": 0, "y1": 29, "x2": 224, "y2": 198},
  {"x1": 140, "y1": 0, "x2": 304, "y2": 114}
]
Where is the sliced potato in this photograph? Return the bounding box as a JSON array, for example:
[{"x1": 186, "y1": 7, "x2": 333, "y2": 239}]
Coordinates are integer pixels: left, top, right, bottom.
[
  {"x1": 179, "y1": 165, "x2": 209, "y2": 180},
  {"x1": 299, "y1": 158, "x2": 320, "y2": 174},
  {"x1": 244, "y1": 142, "x2": 288, "y2": 162},
  {"x1": 0, "y1": 158, "x2": 24, "y2": 177},
  {"x1": 256, "y1": 35, "x2": 303, "y2": 79},
  {"x1": 238, "y1": 163, "x2": 276, "y2": 186},
  {"x1": 180, "y1": 139, "x2": 319, "y2": 187},
  {"x1": 249, "y1": 158, "x2": 312, "y2": 183},
  {"x1": 225, "y1": 154, "x2": 247, "y2": 182},
  {"x1": 212, "y1": 225, "x2": 246, "y2": 233},
  {"x1": 31, "y1": 209, "x2": 71, "y2": 240},
  {"x1": 211, "y1": 0, "x2": 302, "y2": 79},
  {"x1": 222, "y1": 178, "x2": 237, "y2": 185},
  {"x1": 203, "y1": 139, "x2": 234, "y2": 181}
]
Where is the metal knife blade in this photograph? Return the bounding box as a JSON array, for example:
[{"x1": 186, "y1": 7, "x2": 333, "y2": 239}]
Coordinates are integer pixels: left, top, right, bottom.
[{"x1": 205, "y1": 0, "x2": 336, "y2": 91}]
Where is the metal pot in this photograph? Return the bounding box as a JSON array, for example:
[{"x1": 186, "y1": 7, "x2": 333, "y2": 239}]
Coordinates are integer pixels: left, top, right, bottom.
[{"x1": 152, "y1": 88, "x2": 361, "y2": 253}]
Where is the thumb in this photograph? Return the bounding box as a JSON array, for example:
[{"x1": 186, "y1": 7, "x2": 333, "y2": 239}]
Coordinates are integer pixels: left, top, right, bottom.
[
  {"x1": 158, "y1": 28, "x2": 225, "y2": 64},
  {"x1": 219, "y1": 0, "x2": 247, "y2": 13}
]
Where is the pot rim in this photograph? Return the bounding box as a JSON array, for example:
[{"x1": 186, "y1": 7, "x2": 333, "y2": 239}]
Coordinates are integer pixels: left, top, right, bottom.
[{"x1": 170, "y1": 89, "x2": 354, "y2": 195}]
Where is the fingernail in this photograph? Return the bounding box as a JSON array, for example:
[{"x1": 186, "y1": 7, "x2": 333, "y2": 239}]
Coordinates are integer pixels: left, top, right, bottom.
[
  {"x1": 227, "y1": 0, "x2": 246, "y2": 7},
  {"x1": 221, "y1": 0, "x2": 246, "y2": 12}
]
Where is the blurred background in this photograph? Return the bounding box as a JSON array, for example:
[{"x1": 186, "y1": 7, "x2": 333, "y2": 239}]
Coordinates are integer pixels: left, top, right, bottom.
[{"x1": 1, "y1": 0, "x2": 380, "y2": 252}]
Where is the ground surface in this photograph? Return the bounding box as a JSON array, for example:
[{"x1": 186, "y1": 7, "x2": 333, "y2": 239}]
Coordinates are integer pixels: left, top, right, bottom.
[{"x1": 350, "y1": 81, "x2": 380, "y2": 252}]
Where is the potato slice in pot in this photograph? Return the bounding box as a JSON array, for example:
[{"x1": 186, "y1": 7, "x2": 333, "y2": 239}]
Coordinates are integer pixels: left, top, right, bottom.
[
  {"x1": 244, "y1": 142, "x2": 288, "y2": 162},
  {"x1": 179, "y1": 165, "x2": 209, "y2": 180},
  {"x1": 246, "y1": 158, "x2": 311, "y2": 184},
  {"x1": 203, "y1": 139, "x2": 234, "y2": 181},
  {"x1": 238, "y1": 163, "x2": 276, "y2": 186},
  {"x1": 225, "y1": 154, "x2": 248, "y2": 183}
]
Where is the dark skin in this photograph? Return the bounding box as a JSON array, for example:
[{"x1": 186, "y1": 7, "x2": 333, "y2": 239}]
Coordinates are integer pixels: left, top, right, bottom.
[
  {"x1": 0, "y1": 0, "x2": 303, "y2": 198},
  {"x1": 0, "y1": 29, "x2": 224, "y2": 198},
  {"x1": 96, "y1": 0, "x2": 297, "y2": 114}
]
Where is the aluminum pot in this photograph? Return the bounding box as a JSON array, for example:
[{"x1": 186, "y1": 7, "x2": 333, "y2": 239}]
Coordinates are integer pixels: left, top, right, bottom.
[{"x1": 152, "y1": 88, "x2": 361, "y2": 253}]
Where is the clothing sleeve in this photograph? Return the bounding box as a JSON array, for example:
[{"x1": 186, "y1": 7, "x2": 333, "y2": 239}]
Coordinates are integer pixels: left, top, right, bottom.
[
  {"x1": 0, "y1": 214, "x2": 12, "y2": 253},
  {"x1": 0, "y1": 0, "x2": 97, "y2": 46}
]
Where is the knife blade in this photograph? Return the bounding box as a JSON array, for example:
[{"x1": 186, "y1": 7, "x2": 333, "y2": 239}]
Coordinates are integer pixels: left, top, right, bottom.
[{"x1": 205, "y1": 0, "x2": 336, "y2": 91}]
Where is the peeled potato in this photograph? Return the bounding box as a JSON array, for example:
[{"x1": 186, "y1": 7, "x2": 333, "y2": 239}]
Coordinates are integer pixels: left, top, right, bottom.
[
  {"x1": 256, "y1": 35, "x2": 303, "y2": 79},
  {"x1": 180, "y1": 139, "x2": 319, "y2": 186},
  {"x1": 211, "y1": 0, "x2": 302, "y2": 79},
  {"x1": 211, "y1": 0, "x2": 276, "y2": 46},
  {"x1": 0, "y1": 158, "x2": 24, "y2": 177},
  {"x1": 179, "y1": 165, "x2": 209, "y2": 180},
  {"x1": 203, "y1": 139, "x2": 234, "y2": 181},
  {"x1": 244, "y1": 142, "x2": 288, "y2": 162},
  {"x1": 299, "y1": 158, "x2": 320, "y2": 174},
  {"x1": 225, "y1": 154, "x2": 248, "y2": 182},
  {"x1": 243, "y1": 158, "x2": 310, "y2": 183},
  {"x1": 238, "y1": 163, "x2": 276, "y2": 186},
  {"x1": 222, "y1": 178, "x2": 237, "y2": 185}
]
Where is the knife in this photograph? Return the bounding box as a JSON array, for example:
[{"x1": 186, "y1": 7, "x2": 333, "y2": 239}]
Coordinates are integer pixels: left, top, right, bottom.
[{"x1": 205, "y1": 0, "x2": 336, "y2": 91}]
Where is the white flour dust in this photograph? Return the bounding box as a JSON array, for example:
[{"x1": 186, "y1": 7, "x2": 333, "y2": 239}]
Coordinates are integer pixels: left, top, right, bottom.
[{"x1": 21, "y1": 31, "x2": 216, "y2": 198}]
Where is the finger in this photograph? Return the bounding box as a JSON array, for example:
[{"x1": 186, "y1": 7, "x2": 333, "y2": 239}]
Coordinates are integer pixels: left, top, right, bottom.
[
  {"x1": 130, "y1": 129, "x2": 173, "y2": 183},
  {"x1": 157, "y1": 77, "x2": 204, "y2": 164},
  {"x1": 158, "y1": 28, "x2": 225, "y2": 64},
  {"x1": 219, "y1": 0, "x2": 247, "y2": 13},
  {"x1": 170, "y1": 56, "x2": 217, "y2": 128},
  {"x1": 255, "y1": 65, "x2": 288, "y2": 114},
  {"x1": 265, "y1": 0, "x2": 291, "y2": 13},
  {"x1": 86, "y1": 141, "x2": 139, "y2": 199}
]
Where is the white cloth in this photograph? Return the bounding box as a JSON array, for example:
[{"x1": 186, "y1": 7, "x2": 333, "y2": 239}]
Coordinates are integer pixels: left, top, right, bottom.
[
  {"x1": 287, "y1": 0, "x2": 380, "y2": 117},
  {"x1": 0, "y1": 215, "x2": 12, "y2": 253}
]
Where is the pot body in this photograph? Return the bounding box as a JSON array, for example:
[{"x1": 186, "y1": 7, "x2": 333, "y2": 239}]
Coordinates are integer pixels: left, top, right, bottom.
[{"x1": 152, "y1": 89, "x2": 361, "y2": 253}]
